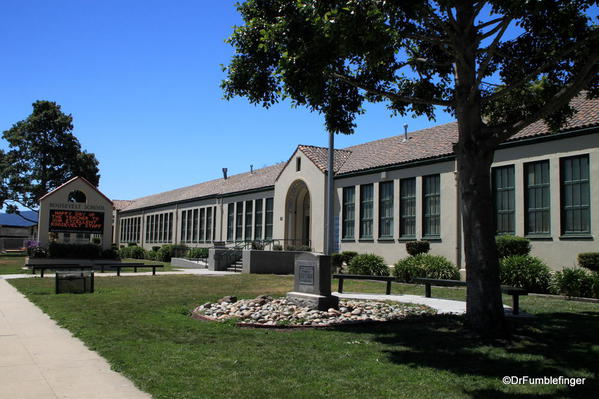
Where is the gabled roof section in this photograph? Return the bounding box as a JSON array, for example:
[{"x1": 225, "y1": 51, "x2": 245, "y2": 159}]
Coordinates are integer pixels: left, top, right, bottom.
[
  {"x1": 39, "y1": 176, "x2": 113, "y2": 205},
  {"x1": 121, "y1": 163, "x2": 285, "y2": 212},
  {"x1": 112, "y1": 200, "x2": 135, "y2": 211},
  {"x1": 298, "y1": 145, "x2": 353, "y2": 173}
]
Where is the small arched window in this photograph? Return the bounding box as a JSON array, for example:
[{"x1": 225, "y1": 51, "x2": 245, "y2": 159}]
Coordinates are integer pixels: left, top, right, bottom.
[{"x1": 68, "y1": 190, "x2": 87, "y2": 203}]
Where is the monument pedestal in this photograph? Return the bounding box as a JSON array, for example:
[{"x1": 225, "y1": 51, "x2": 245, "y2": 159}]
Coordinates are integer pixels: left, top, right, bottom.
[{"x1": 286, "y1": 252, "x2": 339, "y2": 311}]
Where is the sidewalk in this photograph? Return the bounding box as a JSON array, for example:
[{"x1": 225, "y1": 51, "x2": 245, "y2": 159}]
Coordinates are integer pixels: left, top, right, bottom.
[{"x1": 0, "y1": 279, "x2": 152, "y2": 399}]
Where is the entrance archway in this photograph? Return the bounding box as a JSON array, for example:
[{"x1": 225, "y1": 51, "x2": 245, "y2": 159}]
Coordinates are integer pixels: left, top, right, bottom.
[{"x1": 284, "y1": 180, "x2": 311, "y2": 249}]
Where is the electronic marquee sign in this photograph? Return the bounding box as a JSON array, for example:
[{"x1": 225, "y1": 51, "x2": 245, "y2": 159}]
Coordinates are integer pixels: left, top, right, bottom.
[{"x1": 49, "y1": 209, "x2": 104, "y2": 233}]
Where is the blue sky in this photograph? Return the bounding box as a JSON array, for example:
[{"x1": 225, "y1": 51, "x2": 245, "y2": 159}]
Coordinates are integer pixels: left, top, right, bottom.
[{"x1": 0, "y1": 1, "x2": 594, "y2": 203}]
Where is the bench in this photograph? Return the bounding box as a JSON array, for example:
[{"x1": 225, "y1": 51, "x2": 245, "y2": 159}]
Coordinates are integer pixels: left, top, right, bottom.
[
  {"x1": 95, "y1": 262, "x2": 164, "y2": 276},
  {"x1": 413, "y1": 278, "x2": 528, "y2": 315},
  {"x1": 333, "y1": 274, "x2": 396, "y2": 295},
  {"x1": 27, "y1": 264, "x2": 93, "y2": 278}
]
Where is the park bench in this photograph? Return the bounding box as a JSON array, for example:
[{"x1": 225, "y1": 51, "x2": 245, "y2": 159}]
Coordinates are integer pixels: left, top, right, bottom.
[
  {"x1": 27, "y1": 264, "x2": 93, "y2": 278},
  {"x1": 94, "y1": 262, "x2": 164, "y2": 276},
  {"x1": 413, "y1": 278, "x2": 528, "y2": 315},
  {"x1": 333, "y1": 274, "x2": 396, "y2": 295}
]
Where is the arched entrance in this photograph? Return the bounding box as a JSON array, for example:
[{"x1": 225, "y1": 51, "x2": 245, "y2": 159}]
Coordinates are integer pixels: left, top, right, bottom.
[{"x1": 284, "y1": 180, "x2": 311, "y2": 249}]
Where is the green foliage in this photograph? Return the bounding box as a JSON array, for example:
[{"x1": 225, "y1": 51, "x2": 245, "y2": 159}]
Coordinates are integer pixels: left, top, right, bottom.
[
  {"x1": 156, "y1": 244, "x2": 188, "y2": 262},
  {"x1": 340, "y1": 251, "x2": 358, "y2": 265},
  {"x1": 144, "y1": 250, "x2": 158, "y2": 261},
  {"x1": 578, "y1": 253, "x2": 599, "y2": 272},
  {"x1": 272, "y1": 244, "x2": 283, "y2": 251},
  {"x1": 495, "y1": 236, "x2": 531, "y2": 259},
  {"x1": 91, "y1": 237, "x2": 101, "y2": 245},
  {"x1": 393, "y1": 254, "x2": 459, "y2": 283},
  {"x1": 127, "y1": 242, "x2": 138, "y2": 247},
  {"x1": 187, "y1": 247, "x2": 209, "y2": 259},
  {"x1": 551, "y1": 268, "x2": 598, "y2": 298},
  {"x1": 0, "y1": 100, "x2": 100, "y2": 212},
  {"x1": 347, "y1": 254, "x2": 389, "y2": 276},
  {"x1": 152, "y1": 246, "x2": 161, "y2": 252},
  {"x1": 331, "y1": 253, "x2": 344, "y2": 271},
  {"x1": 405, "y1": 241, "x2": 430, "y2": 256},
  {"x1": 28, "y1": 246, "x2": 48, "y2": 258},
  {"x1": 48, "y1": 243, "x2": 102, "y2": 259},
  {"x1": 119, "y1": 246, "x2": 145, "y2": 259},
  {"x1": 100, "y1": 249, "x2": 119, "y2": 260},
  {"x1": 287, "y1": 245, "x2": 311, "y2": 251},
  {"x1": 499, "y1": 255, "x2": 551, "y2": 293}
]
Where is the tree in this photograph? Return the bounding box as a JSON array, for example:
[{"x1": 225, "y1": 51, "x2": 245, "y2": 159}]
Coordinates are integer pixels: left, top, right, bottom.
[
  {"x1": 222, "y1": 0, "x2": 599, "y2": 334},
  {"x1": 1, "y1": 100, "x2": 100, "y2": 222}
]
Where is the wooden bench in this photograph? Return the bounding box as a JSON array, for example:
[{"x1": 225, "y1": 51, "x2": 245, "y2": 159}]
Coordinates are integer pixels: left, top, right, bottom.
[
  {"x1": 95, "y1": 262, "x2": 163, "y2": 276},
  {"x1": 413, "y1": 278, "x2": 528, "y2": 315},
  {"x1": 333, "y1": 274, "x2": 396, "y2": 295},
  {"x1": 27, "y1": 264, "x2": 93, "y2": 278}
]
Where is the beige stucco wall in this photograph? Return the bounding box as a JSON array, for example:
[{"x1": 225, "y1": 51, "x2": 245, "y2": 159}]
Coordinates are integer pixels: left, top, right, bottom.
[
  {"x1": 273, "y1": 149, "x2": 327, "y2": 252},
  {"x1": 38, "y1": 178, "x2": 113, "y2": 250}
]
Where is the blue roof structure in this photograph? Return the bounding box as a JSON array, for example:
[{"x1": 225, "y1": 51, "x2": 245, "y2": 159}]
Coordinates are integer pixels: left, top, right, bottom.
[{"x1": 0, "y1": 211, "x2": 38, "y2": 227}]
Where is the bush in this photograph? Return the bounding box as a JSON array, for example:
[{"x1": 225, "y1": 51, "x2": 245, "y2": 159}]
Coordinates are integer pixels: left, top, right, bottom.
[
  {"x1": 393, "y1": 254, "x2": 459, "y2": 282},
  {"x1": 331, "y1": 253, "x2": 344, "y2": 272},
  {"x1": 127, "y1": 242, "x2": 138, "y2": 247},
  {"x1": 152, "y1": 246, "x2": 161, "y2": 252},
  {"x1": 187, "y1": 247, "x2": 209, "y2": 259},
  {"x1": 251, "y1": 241, "x2": 265, "y2": 250},
  {"x1": 272, "y1": 244, "x2": 283, "y2": 251},
  {"x1": 578, "y1": 253, "x2": 599, "y2": 272},
  {"x1": 156, "y1": 244, "x2": 188, "y2": 262},
  {"x1": 119, "y1": 246, "x2": 145, "y2": 259},
  {"x1": 551, "y1": 268, "x2": 597, "y2": 298},
  {"x1": 144, "y1": 250, "x2": 158, "y2": 261},
  {"x1": 48, "y1": 243, "x2": 102, "y2": 259},
  {"x1": 347, "y1": 254, "x2": 390, "y2": 276},
  {"x1": 495, "y1": 235, "x2": 531, "y2": 258},
  {"x1": 405, "y1": 241, "x2": 430, "y2": 256},
  {"x1": 91, "y1": 237, "x2": 101, "y2": 245},
  {"x1": 499, "y1": 255, "x2": 551, "y2": 293},
  {"x1": 340, "y1": 251, "x2": 358, "y2": 265},
  {"x1": 28, "y1": 246, "x2": 48, "y2": 258},
  {"x1": 100, "y1": 248, "x2": 119, "y2": 259}
]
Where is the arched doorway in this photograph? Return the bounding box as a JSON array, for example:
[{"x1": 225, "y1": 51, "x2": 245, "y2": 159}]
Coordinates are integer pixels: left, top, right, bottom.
[{"x1": 284, "y1": 180, "x2": 311, "y2": 249}]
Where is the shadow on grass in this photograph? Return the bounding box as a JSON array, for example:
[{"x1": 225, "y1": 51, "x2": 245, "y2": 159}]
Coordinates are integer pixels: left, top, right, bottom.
[{"x1": 332, "y1": 311, "x2": 599, "y2": 399}]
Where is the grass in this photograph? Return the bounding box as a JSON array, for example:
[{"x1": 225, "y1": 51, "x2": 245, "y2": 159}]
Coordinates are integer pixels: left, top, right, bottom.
[{"x1": 9, "y1": 269, "x2": 599, "y2": 399}]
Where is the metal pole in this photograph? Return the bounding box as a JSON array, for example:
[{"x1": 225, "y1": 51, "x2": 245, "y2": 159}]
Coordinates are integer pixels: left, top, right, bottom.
[{"x1": 326, "y1": 130, "x2": 335, "y2": 255}]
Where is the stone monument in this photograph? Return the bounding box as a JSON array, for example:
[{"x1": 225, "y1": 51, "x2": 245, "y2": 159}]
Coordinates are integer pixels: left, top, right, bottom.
[{"x1": 286, "y1": 252, "x2": 339, "y2": 310}]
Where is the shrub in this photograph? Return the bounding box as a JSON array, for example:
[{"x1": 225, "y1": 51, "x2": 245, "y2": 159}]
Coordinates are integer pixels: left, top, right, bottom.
[
  {"x1": 100, "y1": 248, "x2": 119, "y2": 259},
  {"x1": 156, "y1": 244, "x2": 188, "y2": 262},
  {"x1": 393, "y1": 254, "x2": 459, "y2": 282},
  {"x1": 251, "y1": 241, "x2": 265, "y2": 250},
  {"x1": 499, "y1": 255, "x2": 551, "y2": 293},
  {"x1": 187, "y1": 247, "x2": 209, "y2": 259},
  {"x1": 340, "y1": 251, "x2": 358, "y2": 265},
  {"x1": 347, "y1": 254, "x2": 390, "y2": 276},
  {"x1": 144, "y1": 250, "x2": 158, "y2": 261},
  {"x1": 551, "y1": 268, "x2": 597, "y2": 298},
  {"x1": 405, "y1": 241, "x2": 430, "y2": 256},
  {"x1": 495, "y1": 235, "x2": 531, "y2": 258},
  {"x1": 119, "y1": 245, "x2": 145, "y2": 259},
  {"x1": 127, "y1": 242, "x2": 138, "y2": 247},
  {"x1": 331, "y1": 253, "x2": 344, "y2": 272},
  {"x1": 28, "y1": 246, "x2": 48, "y2": 258},
  {"x1": 272, "y1": 244, "x2": 283, "y2": 251},
  {"x1": 152, "y1": 246, "x2": 161, "y2": 252},
  {"x1": 48, "y1": 243, "x2": 102, "y2": 259},
  {"x1": 91, "y1": 237, "x2": 101, "y2": 245},
  {"x1": 287, "y1": 245, "x2": 311, "y2": 251},
  {"x1": 578, "y1": 253, "x2": 599, "y2": 272}
]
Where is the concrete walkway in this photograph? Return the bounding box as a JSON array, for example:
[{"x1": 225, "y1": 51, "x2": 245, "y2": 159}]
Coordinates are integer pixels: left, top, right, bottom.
[{"x1": 0, "y1": 279, "x2": 152, "y2": 399}]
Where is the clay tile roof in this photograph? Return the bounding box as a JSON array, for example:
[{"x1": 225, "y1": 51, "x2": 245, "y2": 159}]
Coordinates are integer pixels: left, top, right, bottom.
[
  {"x1": 112, "y1": 200, "x2": 135, "y2": 211},
  {"x1": 298, "y1": 145, "x2": 353, "y2": 172},
  {"x1": 121, "y1": 163, "x2": 285, "y2": 212}
]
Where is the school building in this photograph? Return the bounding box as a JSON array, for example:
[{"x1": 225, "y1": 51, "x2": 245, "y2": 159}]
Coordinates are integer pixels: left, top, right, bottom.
[{"x1": 115, "y1": 95, "x2": 598, "y2": 272}]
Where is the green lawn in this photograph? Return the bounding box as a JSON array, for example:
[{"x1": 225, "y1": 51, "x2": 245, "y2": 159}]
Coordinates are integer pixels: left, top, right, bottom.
[{"x1": 9, "y1": 273, "x2": 599, "y2": 399}]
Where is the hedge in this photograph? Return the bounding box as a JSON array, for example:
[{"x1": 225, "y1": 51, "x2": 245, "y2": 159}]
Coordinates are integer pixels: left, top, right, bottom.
[
  {"x1": 393, "y1": 254, "x2": 459, "y2": 282},
  {"x1": 495, "y1": 235, "x2": 531, "y2": 258},
  {"x1": 347, "y1": 254, "x2": 390, "y2": 276}
]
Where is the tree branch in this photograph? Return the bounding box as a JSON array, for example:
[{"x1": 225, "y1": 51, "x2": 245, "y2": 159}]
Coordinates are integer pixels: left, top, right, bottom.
[
  {"x1": 495, "y1": 52, "x2": 599, "y2": 141},
  {"x1": 473, "y1": 18, "x2": 512, "y2": 96},
  {"x1": 475, "y1": 17, "x2": 505, "y2": 32},
  {"x1": 331, "y1": 73, "x2": 453, "y2": 106},
  {"x1": 477, "y1": 18, "x2": 510, "y2": 42}
]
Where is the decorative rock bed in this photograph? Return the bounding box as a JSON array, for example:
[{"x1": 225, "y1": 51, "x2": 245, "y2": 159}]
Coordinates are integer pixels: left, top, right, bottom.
[{"x1": 191, "y1": 295, "x2": 436, "y2": 328}]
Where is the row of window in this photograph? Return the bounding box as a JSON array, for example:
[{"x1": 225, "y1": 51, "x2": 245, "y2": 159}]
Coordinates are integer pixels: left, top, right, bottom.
[
  {"x1": 180, "y1": 207, "x2": 216, "y2": 243},
  {"x1": 342, "y1": 174, "x2": 441, "y2": 240},
  {"x1": 493, "y1": 154, "x2": 590, "y2": 236},
  {"x1": 226, "y1": 198, "x2": 274, "y2": 242},
  {"x1": 120, "y1": 217, "x2": 141, "y2": 243},
  {"x1": 146, "y1": 212, "x2": 174, "y2": 243}
]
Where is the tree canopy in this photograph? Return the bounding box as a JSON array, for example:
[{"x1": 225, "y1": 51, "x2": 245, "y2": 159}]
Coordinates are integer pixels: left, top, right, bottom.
[
  {"x1": 222, "y1": 0, "x2": 598, "y2": 334},
  {"x1": 0, "y1": 101, "x2": 100, "y2": 221}
]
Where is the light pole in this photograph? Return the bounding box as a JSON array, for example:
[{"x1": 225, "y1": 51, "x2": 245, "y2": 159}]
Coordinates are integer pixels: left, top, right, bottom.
[{"x1": 326, "y1": 130, "x2": 335, "y2": 255}]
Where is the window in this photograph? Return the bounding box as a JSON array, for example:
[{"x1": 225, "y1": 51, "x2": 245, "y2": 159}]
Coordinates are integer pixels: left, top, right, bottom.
[
  {"x1": 265, "y1": 198, "x2": 274, "y2": 240},
  {"x1": 245, "y1": 201, "x2": 253, "y2": 241},
  {"x1": 400, "y1": 178, "x2": 416, "y2": 238},
  {"x1": 379, "y1": 181, "x2": 394, "y2": 238},
  {"x1": 199, "y1": 208, "x2": 206, "y2": 242},
  {"x1": 492, "y1": 166, "x2": 515, "y2": 235},
  {"x1": 235, "y1": 202, "x2": 243, "y2": 240},
  {"x1": 180, "y1": 211, "x2": 187, "y2": 243},
  {"x1": 146, "y1": 216, "x2": 150, "y2": 242},
  {"x1": 561, "y1": 155, "x2": 590, "y2": 235},
  {"x1": 206, "y1": 207, "x2": 213, "y2": 242},
  {"x1": 359, "y1": 184, "x2": 374, "y2": 239},
  {"x1": 227, "y1": 203, "x2": 234, "y2": 241},
  {"x1": 296, "y1": 157, "x2": 301, "y2": 171},
  {"x1": 342, "y1": 186, "x2": 355, "y2": 239},
  {"x1": 255, "y1": 199, "x2": 263, "y2": 240},
  {"x1": 525, "y1": 161, "x2": 550, "y2": 235},
  {"x1": 423, "y1": 174, "x2": 441, "y2": 237},
  {"x1": 192, "y1": 209, "x2": 198, "y2": 242}
]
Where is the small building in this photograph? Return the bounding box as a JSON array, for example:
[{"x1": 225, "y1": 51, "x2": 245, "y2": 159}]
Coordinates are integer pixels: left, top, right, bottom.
[
  {"x1": 115, "y1": 95, "x2": 599, "y2": 273},
  {"x1": 0, "y1": 211, "x2": 38, "y2": 251}
]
